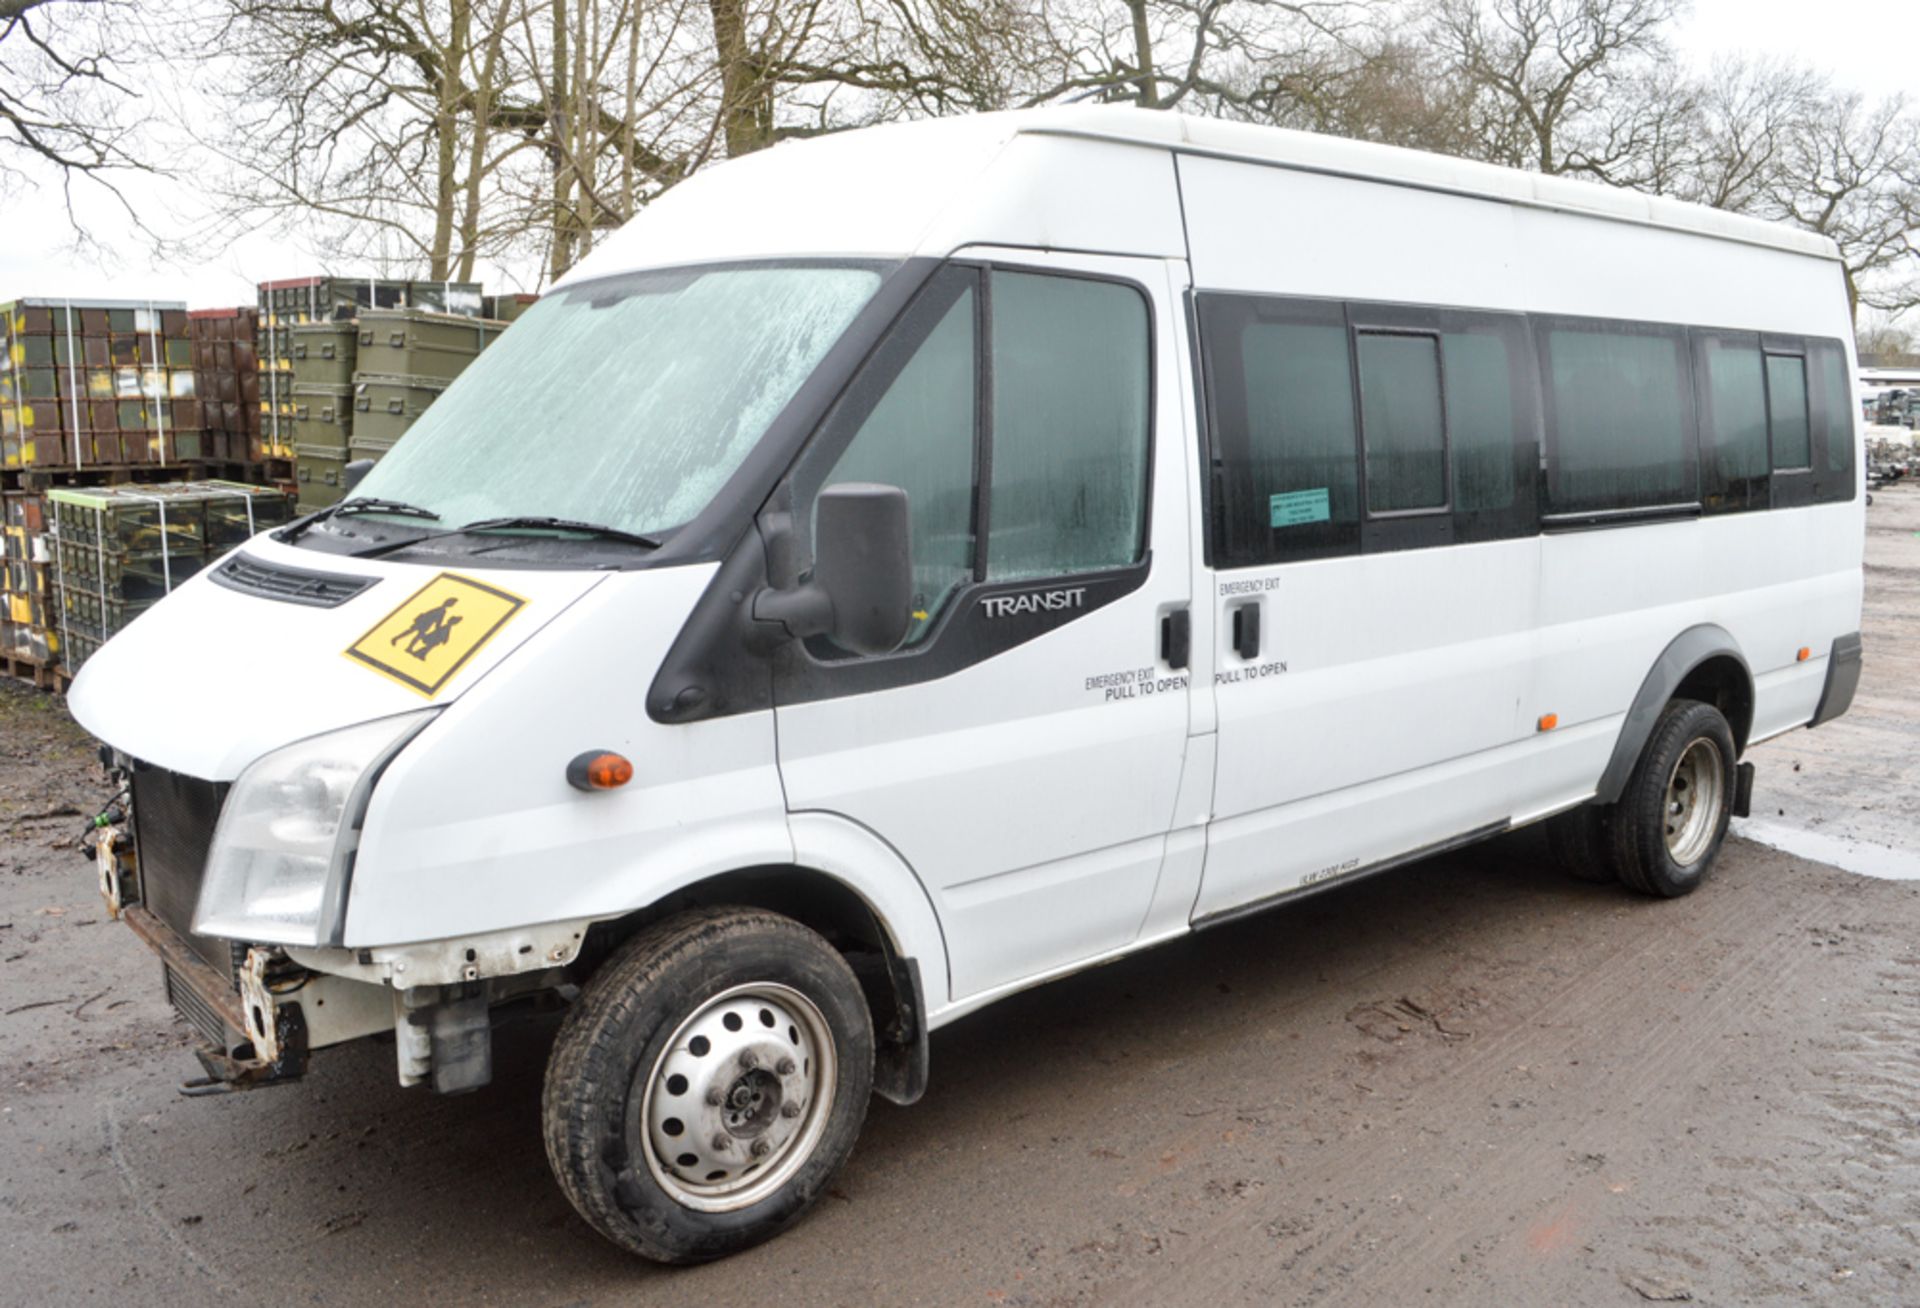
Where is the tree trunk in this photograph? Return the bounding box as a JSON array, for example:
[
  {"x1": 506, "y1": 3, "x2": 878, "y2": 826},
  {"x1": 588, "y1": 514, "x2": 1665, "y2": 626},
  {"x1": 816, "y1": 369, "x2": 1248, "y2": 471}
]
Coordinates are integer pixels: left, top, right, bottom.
[
  {"x1": 458, "y1": 2, "x2": 507, "y2": 283},
  {"x1": 548, "y1": 0, "x2": 575, "y2": 282},
  {"x1": 1125, "y1": 0, "x2": 1159, "y2": 107},
  {"x1": 429, "y1": 0, "x2": 473, "y2": 280},
  {"x1": 709, "y1": 0, "x2": 766, "y2": 157}
]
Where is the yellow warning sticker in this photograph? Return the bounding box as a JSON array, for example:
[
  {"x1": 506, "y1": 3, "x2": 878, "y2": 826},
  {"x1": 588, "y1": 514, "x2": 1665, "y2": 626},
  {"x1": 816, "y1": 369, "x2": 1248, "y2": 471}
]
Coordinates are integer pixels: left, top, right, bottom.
[{"x1": 344, "y1": 571, "x2": 528, "y2": 698}]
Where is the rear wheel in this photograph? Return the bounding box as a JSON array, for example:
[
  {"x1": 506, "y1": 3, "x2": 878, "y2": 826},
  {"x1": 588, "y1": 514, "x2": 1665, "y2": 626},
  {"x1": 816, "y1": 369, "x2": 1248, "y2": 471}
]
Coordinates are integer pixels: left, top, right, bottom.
[
  {"x1": 1608, "y1": 699, "x2": 1737, "y2": 898},
  {"x1": 542, "y1": 907, "x2": 874, "y2": 1263}
]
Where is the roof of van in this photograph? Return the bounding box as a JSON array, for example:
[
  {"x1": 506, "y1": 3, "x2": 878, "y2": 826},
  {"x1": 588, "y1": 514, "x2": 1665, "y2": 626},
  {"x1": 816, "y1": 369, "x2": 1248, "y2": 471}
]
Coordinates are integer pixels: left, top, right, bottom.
[
  {"x1": 1014, "y1": 105, "x2": 1838, "y2": 262},
  {"x1": 560, "y1": 106, "x2": 1838, "y2": 288}
]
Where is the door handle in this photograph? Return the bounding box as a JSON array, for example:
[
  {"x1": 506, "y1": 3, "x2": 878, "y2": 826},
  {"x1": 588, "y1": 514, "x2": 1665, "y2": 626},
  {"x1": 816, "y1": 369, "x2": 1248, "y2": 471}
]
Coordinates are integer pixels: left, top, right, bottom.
[
  {"x1": 1231, "y1": 601, "x2": 1261, "y2": 660},
  {"x1": 1160, "y1": 608, "x2": 1190, "y2": 670}
]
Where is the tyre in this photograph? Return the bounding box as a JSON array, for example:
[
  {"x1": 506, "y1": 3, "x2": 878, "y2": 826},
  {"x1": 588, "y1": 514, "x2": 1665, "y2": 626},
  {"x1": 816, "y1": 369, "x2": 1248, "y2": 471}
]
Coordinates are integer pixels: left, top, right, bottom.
[
  {"x1": 1546, "y1": 803, "x2": 1617, "y2": 883},
  {"x1": 542, "y1": 907, "x2": 875, "y2": 1263},
  {"x1": 1608, "y1": 698, "x2": 1737, "y2": 898}
]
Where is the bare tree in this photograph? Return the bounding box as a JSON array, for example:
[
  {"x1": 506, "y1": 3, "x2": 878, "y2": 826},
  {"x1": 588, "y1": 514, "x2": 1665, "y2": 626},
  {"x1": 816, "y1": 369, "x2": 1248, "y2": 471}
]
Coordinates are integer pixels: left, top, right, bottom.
[
  {"x1": 1855, "y1": 313, "x2": 1916, "y2": 363},
  {"x1": 0, "y1": 0, "x2": 150, "y2": 229},
  {"x1": 1677, "y1": 56, "x2": 1824, "y2": 212},
  {"x1": 1761, "y1": 90, "x2": 1920, "y2": 321},
  {"x1": 1428, "y1": 0, "x2": 1683, "y2": 181}
]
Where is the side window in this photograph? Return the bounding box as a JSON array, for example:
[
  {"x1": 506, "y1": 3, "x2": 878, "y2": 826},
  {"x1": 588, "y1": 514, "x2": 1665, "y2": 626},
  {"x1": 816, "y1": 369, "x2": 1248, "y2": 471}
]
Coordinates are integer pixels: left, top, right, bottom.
[
  {"x1": 1356, "y1": 332, "x2": 1446, "y2": 514},
  {"x1": 797, "y1": 270, "x2": 978, "y2": 646},
  {"x1": 986, "y1": 271, "x2": 1150, "y2": 582},
  {"x1": 1692, "y1": 331, "x2": 1769, "y2": 514},
  {"x1": 1440, "y1": 317, "x2": 1535, "y2": 542},
  {"x1": 1540, "y1": 322, "x2": 1696, "y2": 516},
  {"x1": 1810, "y1": 339, "x2": 1857, "y2": 501},
  {"x1": 1765, "y1": 352, "x2": 1811, "y2": 470},
  {"x1": 1199, "y1": 295, "x2": 1359, "y2": 566}
]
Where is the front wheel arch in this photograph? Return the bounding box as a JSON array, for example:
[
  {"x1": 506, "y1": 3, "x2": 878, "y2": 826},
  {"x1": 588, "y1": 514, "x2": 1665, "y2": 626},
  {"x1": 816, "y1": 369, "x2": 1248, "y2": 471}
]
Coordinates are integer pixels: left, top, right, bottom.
[{"x1": 571, "y1": 864, "x2": 930, "y2": 1106}]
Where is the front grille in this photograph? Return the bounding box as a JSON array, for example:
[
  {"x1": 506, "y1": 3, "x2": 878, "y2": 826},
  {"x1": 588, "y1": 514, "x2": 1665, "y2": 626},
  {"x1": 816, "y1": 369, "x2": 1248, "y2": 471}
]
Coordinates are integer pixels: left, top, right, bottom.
[
  {"x1": 209, "y1": 552, "x2": 378, "y2": 608},
  {"x1": 163, "y1": 962, "x2": 230, "y2": 1047},
  {"x1": 130, "y1": 764, "x2": 238, "y2": 977}
]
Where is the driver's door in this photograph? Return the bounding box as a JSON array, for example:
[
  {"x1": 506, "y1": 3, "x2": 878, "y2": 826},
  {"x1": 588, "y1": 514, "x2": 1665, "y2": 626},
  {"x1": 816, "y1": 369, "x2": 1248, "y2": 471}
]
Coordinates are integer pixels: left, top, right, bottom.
[{"x1": 771, "y1": 253, "x2": 1196, "y2": 1003}]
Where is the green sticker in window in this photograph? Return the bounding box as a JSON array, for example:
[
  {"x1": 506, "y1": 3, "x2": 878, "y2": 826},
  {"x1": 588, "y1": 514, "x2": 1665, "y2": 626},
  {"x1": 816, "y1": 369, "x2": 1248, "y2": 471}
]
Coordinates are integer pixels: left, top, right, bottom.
[{"x1": 1269, "y1": 488, "x2": 1330, "y2": 528}]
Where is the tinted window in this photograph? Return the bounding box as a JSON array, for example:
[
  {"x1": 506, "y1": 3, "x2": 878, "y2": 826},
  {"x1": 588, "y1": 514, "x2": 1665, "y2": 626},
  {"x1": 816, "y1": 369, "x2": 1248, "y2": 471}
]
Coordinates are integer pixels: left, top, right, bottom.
[
  {"x1": 1694, "y1": 332, "x2": 1769, "y2": 513},
  {"x1": 1443, "y1": 329, "x2": 1518, "y2": 518},
  {"x1": 1811, "y1": 339, "x2": 1857, "y2": 498},
  {"x1": 1357, "y1": 333, "x2": 1446, "y2": 513},
  {"x1": 1201, "y1": 296, "x2": 1359, "y2": 566},
  {"x1": 1542, "y1": 324, "x2": 1694, "y2": 513},
  {"x1": 1766, "y1": 353, "x2": 1811, "y2": 470},
  {"x1": 986, "y1": 272, "x2": 1150, "y2": 582},
  {"x1": 798, "y1": 272, "x2": 977, "y2": 647}
]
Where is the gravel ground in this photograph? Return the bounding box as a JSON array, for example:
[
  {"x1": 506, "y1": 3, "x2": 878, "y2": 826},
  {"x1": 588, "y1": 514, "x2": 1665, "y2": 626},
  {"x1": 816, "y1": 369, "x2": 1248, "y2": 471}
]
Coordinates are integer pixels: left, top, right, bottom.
[{"x1": 1, "y1": 488, "x2": 1916, "y2": 1307}]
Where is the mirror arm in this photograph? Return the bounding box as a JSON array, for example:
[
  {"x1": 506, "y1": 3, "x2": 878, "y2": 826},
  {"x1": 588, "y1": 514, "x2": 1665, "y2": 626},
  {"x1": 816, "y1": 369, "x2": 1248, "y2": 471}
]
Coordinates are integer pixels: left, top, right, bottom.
[{"x1": 750, "y1": 582, "x2": 832, "y2": 642}]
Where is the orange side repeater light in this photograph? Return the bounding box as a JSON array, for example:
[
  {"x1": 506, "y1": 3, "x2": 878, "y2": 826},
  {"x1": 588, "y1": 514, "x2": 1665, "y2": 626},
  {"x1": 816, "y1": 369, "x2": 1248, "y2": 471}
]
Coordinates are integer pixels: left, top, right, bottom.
[
  {"x1": 567, "y1": 750, "x2": 634, "y2": 791},
  {"x1": 1537, "y1": 713, "x2": 1559, "y2": 732},
  {"x1": 1796, "y1": 647, "x2": 1811, "y2": 663}
]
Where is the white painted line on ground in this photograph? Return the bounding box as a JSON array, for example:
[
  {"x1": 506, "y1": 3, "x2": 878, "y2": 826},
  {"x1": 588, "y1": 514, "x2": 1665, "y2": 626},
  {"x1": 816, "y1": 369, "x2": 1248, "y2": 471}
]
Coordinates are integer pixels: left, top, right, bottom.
[{"x1": 1734, "y1": 819, "x2": 1920, "y2": 882}]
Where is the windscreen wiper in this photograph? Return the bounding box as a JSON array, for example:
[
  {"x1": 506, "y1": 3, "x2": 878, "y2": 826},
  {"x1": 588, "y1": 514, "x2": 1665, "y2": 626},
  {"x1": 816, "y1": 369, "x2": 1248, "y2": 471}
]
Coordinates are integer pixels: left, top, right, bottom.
[
  {"x1": 333, "y1": 498, "x2": 442, "y2": 521},
  {"x1": 284, "y1": 496, "x2": 441, "y2": 543},
  {"x1": 345, "y1": 513, "x2": 662, "y2": 560},
  {"x1": 459, "y1": 516, "x2": 662, "y2": 549}
]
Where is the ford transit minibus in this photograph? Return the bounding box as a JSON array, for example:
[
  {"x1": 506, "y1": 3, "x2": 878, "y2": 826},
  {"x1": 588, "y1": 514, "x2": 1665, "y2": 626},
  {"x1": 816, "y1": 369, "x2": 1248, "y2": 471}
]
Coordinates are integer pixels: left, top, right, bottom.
[{"x1": 69, "y1": 105, "x2": 1863, "y2": 1262}]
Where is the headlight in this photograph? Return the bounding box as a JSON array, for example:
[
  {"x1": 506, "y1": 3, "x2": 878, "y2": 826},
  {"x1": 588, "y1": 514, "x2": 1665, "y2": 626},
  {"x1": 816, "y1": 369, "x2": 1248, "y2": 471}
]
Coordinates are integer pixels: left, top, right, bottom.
[{"x1": 195, "y1": 711, "x2": 436, "y2": 946}]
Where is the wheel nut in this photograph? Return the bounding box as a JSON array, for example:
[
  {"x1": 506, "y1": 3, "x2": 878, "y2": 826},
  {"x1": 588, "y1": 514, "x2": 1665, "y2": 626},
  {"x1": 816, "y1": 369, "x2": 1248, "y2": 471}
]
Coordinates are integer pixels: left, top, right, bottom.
[
  {"x1": 780, "y1": 1101, "x2": 801, "y2": 1119},
  {"x1": 776, "y1": 1057, "x2": 796, "y2": 1075},
  {"x1": 751, "y1": 1138, "x2": 772, "y2": 1158},
  {"x1": 706, "y1": 1087, "x2": 724, "y2": 1106},
  {"x1": 738, "y1": 1050, "x2": 758, "y2": 1070},
  {"x1": 712, "y1": 1133, "x2": 730, "y2": 1152}
]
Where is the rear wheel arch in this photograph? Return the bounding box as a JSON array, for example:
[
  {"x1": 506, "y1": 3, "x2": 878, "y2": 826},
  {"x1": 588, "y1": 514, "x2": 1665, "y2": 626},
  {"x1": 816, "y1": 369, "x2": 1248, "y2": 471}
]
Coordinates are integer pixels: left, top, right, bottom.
[{"x1": 1595, "y1": 625, "x2": 1752, "y2": 805}]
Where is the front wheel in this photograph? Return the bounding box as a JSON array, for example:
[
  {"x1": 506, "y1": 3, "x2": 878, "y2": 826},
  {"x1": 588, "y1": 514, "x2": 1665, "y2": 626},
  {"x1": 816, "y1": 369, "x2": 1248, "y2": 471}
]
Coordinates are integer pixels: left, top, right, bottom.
[
  {"x1": 542, "y1": 907, "x2": 875, "y2": 1263},
  {"x1": 1608, "y1": 699, "x2": 1737, "y2": 898}
]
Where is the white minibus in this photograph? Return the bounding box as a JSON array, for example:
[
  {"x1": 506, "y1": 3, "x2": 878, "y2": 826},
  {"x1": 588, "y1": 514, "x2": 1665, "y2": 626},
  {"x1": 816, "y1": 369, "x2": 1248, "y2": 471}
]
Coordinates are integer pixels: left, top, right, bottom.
[{"x1": 69, "y1": 106, "x2": 1863, "y2": 1263}]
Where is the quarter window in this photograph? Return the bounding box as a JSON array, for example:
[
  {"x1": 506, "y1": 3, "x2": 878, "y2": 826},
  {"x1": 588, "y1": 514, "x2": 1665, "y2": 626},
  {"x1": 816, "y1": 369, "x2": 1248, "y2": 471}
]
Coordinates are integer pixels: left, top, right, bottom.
[{"x1": 1810, "y1": 340, "x2": 1857, "y2": 500}]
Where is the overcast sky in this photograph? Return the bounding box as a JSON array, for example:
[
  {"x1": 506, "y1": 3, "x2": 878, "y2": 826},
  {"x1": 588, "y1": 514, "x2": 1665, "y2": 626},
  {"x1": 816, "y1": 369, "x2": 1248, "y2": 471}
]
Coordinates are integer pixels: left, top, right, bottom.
[{"x1": 1, "y1": 0, "x2": 1915, "y2": 311}]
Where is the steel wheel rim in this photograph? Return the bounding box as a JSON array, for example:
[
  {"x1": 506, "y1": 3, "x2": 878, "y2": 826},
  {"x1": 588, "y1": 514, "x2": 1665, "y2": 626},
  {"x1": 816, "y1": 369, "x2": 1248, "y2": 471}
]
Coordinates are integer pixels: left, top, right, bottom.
[
  {"x1": 635, "y1": 981, "x2": 836, "y2": 1214},
  {"x1": 1664, "y1": 737, "x2": 1725, "y2": 866}
]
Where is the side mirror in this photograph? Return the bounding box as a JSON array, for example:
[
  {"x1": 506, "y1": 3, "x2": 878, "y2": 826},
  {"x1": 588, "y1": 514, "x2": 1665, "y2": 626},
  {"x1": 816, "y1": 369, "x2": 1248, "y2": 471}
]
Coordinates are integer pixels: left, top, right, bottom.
[
  {"x1": 753, "y1": 483, "x2": 913, "y2": 656},
  {"x1": 343, "y1": 459, "x2": 375, "y2": 492}
]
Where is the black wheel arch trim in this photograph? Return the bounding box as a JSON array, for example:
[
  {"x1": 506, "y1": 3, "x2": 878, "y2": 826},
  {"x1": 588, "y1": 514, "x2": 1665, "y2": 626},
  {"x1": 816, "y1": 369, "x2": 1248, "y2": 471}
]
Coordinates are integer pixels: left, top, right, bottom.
[
  {"x1": 1595, "y1": 624, "x2": 1751, "y2": 805},
  {"x1": 1809, "y1": 631, "x2": 1862, "y2": 727}
]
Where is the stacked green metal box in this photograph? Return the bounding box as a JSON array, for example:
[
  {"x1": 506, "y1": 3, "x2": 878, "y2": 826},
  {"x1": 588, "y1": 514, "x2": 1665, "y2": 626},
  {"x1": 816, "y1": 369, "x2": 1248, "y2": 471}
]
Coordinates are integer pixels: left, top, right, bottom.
[
  {"x1": 257, "y1": 276, "x2": 481, "y2": 462},
  {"x1": 348, "y1": 309, "x2": 504, "y2": 463},
  {"x1": 49, "y1": 480, "x2": 295, "y2": 667},
  {"x1": 289, "y1": 321, "x2": 360, "y2": 510}
]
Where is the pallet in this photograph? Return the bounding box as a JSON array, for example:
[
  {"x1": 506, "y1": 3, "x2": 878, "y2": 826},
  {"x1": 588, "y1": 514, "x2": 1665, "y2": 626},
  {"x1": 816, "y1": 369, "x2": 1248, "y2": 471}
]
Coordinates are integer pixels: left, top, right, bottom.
[
  {"x1": 2, "y1": 463, "x2": 195, "y2": 494},
  {"x1": 186, "y1": 456, "x2": 295, "y2": 485},
  {"x1": 0, "y1": 649, "x2": 71, "y2": 694}
]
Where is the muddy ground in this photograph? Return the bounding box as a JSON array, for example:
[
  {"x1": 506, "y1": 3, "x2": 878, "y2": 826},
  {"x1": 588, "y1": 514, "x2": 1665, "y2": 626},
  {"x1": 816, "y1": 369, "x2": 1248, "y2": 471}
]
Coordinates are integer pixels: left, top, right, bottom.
[{"x1": 2, "y1": 489, "x2": 1917, "y2": 1307}]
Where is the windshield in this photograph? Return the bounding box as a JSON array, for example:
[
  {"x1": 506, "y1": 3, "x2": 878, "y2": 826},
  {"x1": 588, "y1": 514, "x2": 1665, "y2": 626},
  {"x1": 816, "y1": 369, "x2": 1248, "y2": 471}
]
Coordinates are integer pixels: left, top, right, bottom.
[{"x1": 338, "y1": 263, "x2": 885, "y2": 539}]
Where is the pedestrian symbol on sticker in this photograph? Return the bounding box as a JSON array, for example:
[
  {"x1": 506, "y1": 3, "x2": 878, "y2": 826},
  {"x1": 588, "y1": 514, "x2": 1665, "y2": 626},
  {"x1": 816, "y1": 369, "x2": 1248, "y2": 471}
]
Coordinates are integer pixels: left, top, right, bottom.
[{"x1": 345, "y1": 572, "x2": 527, "y2": 698}]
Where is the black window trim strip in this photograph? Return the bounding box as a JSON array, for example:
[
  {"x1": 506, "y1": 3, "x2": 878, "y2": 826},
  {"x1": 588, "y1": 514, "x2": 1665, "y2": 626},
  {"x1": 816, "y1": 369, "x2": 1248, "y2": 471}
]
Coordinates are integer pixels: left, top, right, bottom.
[{"x1": 1191, "y1": 283, "x2": 1854, "y2": 569}]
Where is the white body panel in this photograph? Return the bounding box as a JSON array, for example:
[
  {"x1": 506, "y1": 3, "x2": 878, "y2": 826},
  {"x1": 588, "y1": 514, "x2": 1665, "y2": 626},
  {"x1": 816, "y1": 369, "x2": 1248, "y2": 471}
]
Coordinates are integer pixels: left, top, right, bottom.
[
  {"x1": 66, "y1": 534, "x2": 608, "y2": 781},
  {"x1": 66, "y1": 108, "x2": 1861, "y2": 1051}
]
